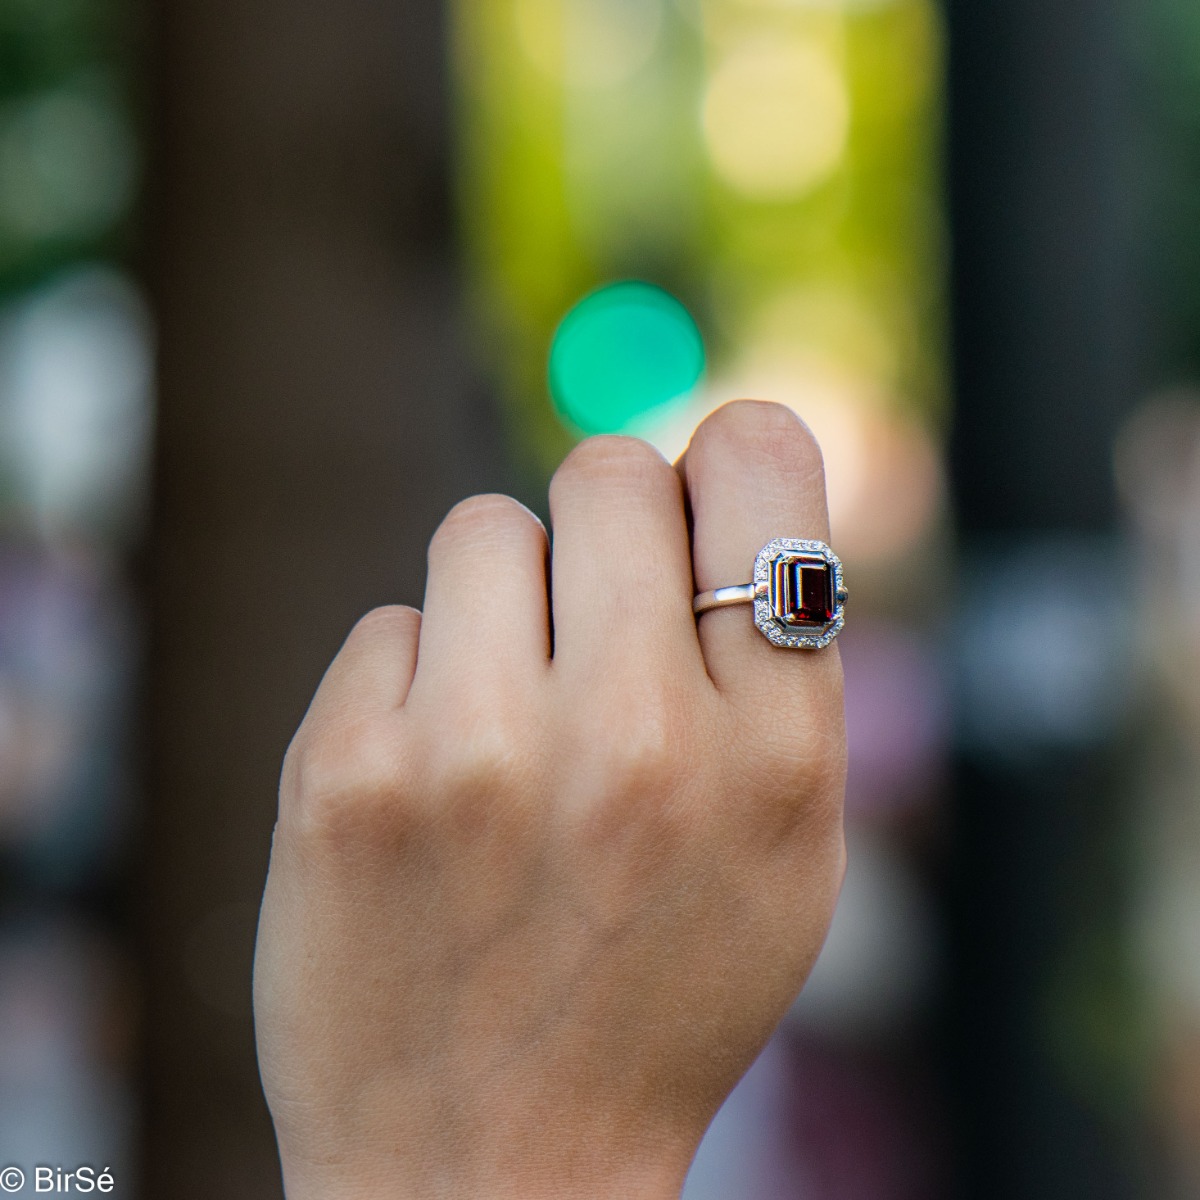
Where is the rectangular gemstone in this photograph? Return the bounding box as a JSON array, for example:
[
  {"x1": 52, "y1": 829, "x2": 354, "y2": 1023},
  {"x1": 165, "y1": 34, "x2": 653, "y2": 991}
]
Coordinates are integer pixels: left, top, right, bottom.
[{"x1": 772, "y1": 555, "x2": 834, "y2": 626}]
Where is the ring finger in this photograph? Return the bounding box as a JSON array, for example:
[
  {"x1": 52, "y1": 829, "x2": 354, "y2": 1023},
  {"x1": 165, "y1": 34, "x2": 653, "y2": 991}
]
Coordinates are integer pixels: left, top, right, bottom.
[{"x1": 677, "y1": 400, "x2": 843, "y2": 702}]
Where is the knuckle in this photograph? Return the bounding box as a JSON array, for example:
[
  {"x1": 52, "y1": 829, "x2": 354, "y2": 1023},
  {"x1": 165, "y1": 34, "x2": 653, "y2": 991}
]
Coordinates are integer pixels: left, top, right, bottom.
[
  {"x1": 431, "y1": 494, "x2": 543, "y2": 555},
  {"x1": 428, "y1": 708, "x2": 534, "y2": 808},
  {"x1": 609, "y1": 734, "x2": 679, "y2": 799},
  {"x1": 346, "y1": 604, "x2": 420, "y2": 647},
  {"x1": 693, "y1": 399, "x2": 824, "y2": 478},
  {"x1": 572, "y1": 700, "x2": 695, "y2": 856},
  {"x1": 551, "y1": 435, "x2": 673, "y2": 496},
  {"x1": 758, "y1": 726, "x2": 846, "y2": 833},
  {"x1": 803, "y1": 730, "x2": 848, "y2": 819},
  {"x1": 282, "y1": 719, "x2": 410, "y2": 845},
  {"x1": 597, "y1": 691, "x2": 690, "y2": 801}
]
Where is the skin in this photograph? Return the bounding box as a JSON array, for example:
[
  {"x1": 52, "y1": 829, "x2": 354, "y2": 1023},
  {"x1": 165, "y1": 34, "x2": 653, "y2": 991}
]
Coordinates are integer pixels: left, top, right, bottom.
[{"x1": 253, "y1": 400, "x2": 847, "y2": 1200}]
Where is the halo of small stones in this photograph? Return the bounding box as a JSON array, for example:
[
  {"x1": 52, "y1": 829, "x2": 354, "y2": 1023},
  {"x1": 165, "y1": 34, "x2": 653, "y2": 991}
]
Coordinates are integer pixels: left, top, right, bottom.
[{"x1": 752, "y1": 538, "x2": 846, "y2": 650}]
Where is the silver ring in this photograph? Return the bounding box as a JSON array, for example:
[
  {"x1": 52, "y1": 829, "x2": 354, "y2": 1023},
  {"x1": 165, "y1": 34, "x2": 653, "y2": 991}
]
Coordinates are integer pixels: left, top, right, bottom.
[{"x1": 694, "y1": 538, "x2": 847, "y2": 649}]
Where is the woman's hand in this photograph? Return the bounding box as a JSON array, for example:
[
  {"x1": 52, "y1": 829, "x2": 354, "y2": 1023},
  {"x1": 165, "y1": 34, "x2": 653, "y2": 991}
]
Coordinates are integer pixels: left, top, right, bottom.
[{"x1": 253, "y1": 400, "x2": 846, "y2": 1200}]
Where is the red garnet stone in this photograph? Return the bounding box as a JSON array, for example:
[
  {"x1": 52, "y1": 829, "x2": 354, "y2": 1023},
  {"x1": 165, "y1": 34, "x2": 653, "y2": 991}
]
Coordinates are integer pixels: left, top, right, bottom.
[{"x1": 772, "y1": 554, "x2": 834, "y2": 627}]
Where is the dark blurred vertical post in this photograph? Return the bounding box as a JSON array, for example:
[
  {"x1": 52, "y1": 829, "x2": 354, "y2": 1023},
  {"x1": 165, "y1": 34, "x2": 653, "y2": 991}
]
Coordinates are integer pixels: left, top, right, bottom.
[
  {"x1": 141, "y1": 0, "x2": 494, "y2": 1193},
  {"x1": 945, "y1": 0, "x2": 1140, "y2": 1195}
]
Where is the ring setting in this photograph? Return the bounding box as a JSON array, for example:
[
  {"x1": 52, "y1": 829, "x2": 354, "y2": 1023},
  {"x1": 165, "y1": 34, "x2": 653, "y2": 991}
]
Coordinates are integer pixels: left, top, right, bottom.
[{"x1": 693, "y1": 539, "x2": 847, "y2": 649}]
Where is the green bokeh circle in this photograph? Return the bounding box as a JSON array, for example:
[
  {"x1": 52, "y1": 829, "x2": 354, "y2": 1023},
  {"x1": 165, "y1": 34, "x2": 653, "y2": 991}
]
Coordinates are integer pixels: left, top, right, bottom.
[{"x1": 548, "y1": 281, "x2": 705, "y2": 435}]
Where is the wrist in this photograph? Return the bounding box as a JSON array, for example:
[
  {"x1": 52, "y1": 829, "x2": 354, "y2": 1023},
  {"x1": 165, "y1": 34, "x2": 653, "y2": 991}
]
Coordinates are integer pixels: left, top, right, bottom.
[{"x1": 278, "y1": 1139, "x2": 693, "y2": 1200}]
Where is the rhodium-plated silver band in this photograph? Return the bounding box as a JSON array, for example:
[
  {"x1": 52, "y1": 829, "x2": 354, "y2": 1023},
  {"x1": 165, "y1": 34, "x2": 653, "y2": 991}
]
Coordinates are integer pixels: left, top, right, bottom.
[{"x1": 692, "y1": 582, "x2": 765, "y2": 615}]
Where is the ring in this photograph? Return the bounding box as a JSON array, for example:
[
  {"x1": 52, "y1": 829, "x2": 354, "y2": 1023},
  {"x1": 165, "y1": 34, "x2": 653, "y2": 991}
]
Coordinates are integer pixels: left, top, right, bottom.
[{"x1": 693, "y1": 539, "x2": 847, "y2": 649}]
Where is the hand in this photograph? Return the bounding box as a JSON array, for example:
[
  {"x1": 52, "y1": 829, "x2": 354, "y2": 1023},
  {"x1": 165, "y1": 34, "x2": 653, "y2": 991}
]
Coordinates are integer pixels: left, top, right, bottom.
[{"x1": 253, "y1": 400, "x2": 847, "y2": 1200}]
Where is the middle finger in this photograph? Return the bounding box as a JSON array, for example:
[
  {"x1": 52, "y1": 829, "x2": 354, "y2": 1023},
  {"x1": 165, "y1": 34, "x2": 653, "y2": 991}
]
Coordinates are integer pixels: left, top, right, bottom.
[{"x1": 548, "y1": 436, "x2": 702, "y2": 678}]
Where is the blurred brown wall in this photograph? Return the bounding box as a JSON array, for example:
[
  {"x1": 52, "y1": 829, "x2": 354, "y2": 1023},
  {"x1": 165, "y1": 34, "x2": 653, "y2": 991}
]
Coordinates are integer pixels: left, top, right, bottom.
[{"x1": 141, "y1": 0, "x2": 498, "y2": 1192}]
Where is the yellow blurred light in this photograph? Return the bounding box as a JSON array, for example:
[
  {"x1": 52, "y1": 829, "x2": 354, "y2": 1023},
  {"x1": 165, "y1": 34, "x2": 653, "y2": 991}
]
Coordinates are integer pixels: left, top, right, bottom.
[
  {"x1": 747, "y1": 285, "x2": 899, "y2": 386},
  {"x1": 705, "y1": 0, "x2": 902, "y2": 11},
  {"x1": 514, "y1": 0, "x2": 564, "y2": 77},
  {"x1": 515, "y1": 0, "x2": 664, "y2": 89},
  {"x1": 702, "y1": 36, "x2": 848, "y2": 200}
]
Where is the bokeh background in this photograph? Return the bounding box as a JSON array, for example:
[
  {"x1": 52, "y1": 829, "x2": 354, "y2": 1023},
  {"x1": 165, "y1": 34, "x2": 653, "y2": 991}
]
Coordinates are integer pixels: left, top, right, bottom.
[{"x1": 1, "y1": 0, "x2": 1199, "y2": 1195}]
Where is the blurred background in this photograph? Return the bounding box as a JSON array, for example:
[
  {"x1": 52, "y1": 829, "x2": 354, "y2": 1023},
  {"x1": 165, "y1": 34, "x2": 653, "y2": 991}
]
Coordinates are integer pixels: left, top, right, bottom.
[{"x1": 0, "y1": 0, "x2": 1198, "y2": 1195}]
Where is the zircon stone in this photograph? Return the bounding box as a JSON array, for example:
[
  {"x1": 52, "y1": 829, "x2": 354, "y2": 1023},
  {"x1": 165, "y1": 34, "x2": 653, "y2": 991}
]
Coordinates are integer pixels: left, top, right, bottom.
[{"x1": 771, "y1": 555, "x2": 834, "y2": 627}]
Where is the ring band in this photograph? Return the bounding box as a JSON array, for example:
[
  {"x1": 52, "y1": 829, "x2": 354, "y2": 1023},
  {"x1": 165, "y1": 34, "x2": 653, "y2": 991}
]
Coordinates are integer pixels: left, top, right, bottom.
[
  {"x1": 692, "y1": 583, "x2": 763, "y2": 614},
  {"x1": 693, "y1": 539, "x2": 847, "y2": 649}
]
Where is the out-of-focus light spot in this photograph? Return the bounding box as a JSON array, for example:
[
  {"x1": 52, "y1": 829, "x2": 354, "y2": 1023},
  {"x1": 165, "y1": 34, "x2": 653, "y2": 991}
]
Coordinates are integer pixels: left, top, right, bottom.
[
  {"x1": 516, "y1": 0, "x2": 663, "y2": 89},
  {"x1": 714, "y1": 0, "x2": 902, "y2": 10},
  {"x1": 0, "y1": 268, "x2": 154, "y2": 543},
  {"x1": 734, "y1": 362, "x2": 940, "y2": 563},
  {"x1": 840, "y1": 621, "x2": 948, "y2": 817},
  {"x1": 808, "y1": 397, "x2": 941, "y2": 564},
  {"x1": 702, "y1": 37, "x2": 848, "y2": 201},
  {"x1": 0, "y1": 83, "x2": 137, "y2": 242},
  {"x1": 1114, "y1": 388, "x2": 1200, "y2": 547},
  {"x1": 633, "y1": 394, "x2": 716, "y2": 463},
  {"x1": 0, "y1": 550, "x2": 129, "y2": 861},
  {"x1": 639, "y1": 360, "x2": 941, "y2": 563},
  {"x1": 956, "y1": 540, "x2": 1133, "y2": 756},
  {"x1": 1113, "y1": 390, "x2": 1200, "y2": 678},
  {"x1": 744, "y1": 286, "x2": 899, "y2": 388},
  {"x1": 790, "y1": 828, "x2": 935, "y2": 1037},
  {"x1": 514, "y1": 0, "x2": 567, "y2": 78},
  {"x1": 0, "y1": 920, "x2": 135, "y2": 1180},
  {"x1": 549, "y1": 281, "x2": 705, "y2": 434}
]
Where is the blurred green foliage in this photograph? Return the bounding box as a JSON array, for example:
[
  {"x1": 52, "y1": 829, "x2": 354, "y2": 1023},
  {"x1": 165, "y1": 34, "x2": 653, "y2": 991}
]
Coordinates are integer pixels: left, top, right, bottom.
[
  {"x1": 0, "y1": 0, "x2": 139, "y2": 297},
  {"x1": 1135, "y1": 0, "x2": 1200, "y2": 377}
]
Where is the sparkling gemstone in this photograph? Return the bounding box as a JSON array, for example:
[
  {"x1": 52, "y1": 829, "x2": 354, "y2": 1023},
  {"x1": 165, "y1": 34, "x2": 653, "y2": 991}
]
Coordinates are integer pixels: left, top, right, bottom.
[{"x1": 771, "y1": 554, "x2": 834, "y2": 627}]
